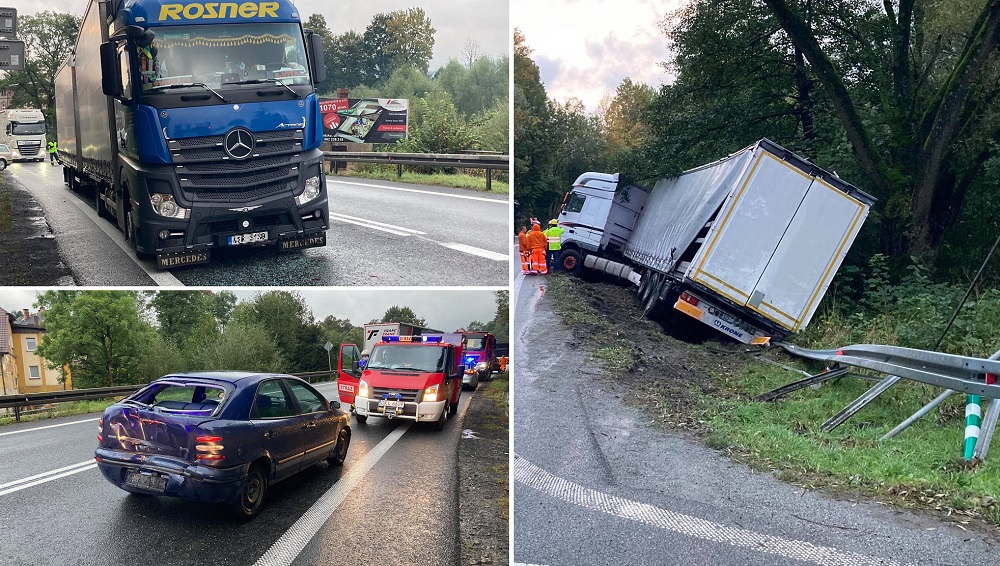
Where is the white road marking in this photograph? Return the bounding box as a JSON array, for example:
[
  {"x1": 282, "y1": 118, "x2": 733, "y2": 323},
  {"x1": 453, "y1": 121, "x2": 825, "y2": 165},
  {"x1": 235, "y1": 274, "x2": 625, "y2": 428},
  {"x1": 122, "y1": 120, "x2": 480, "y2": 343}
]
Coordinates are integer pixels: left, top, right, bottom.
[
  {"x1": 513, "y1": 454, "x2": 915, "y2": 566},
  {"x1": 328, "y1": 212, "x2": 426, "y2": 235},
  {"x1": 253, "y1": 423, "x2": 412, "y2": 566},
  {"x1": 67, "y1": 198, "x2": 184, "y2": 287},
  {"x1": 0, "y1": 459, "x2": 96, "y2": 496},
  {"x1": 328, "y1": 215, "x2": 411, "y2": 236},
  {"x1": 329, "y1": 179, "x2": 507, "y2": 204},
  {"x1": 441, "y1": 243, "x2": 508, "y2": 262},
  {"x1": 0, "y1": 418, "x2": 97, "y2": 437}
]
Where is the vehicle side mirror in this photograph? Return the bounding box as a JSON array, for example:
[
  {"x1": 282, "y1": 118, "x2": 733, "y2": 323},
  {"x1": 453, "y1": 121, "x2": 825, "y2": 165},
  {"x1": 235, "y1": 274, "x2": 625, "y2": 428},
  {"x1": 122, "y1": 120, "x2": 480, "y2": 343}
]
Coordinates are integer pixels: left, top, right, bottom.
[
  {"x1": 307, "y1": 32, "x2": 326, "y2": 83},
  {"x1": 454, "y1": 364, "x2": 466, "y2": 379},
  {"x1": 100, "y1": 42, "x2": 121, "y2": 98},
  {"x1": 330, "y1": 400, "x2": 341, "y2": 410}
]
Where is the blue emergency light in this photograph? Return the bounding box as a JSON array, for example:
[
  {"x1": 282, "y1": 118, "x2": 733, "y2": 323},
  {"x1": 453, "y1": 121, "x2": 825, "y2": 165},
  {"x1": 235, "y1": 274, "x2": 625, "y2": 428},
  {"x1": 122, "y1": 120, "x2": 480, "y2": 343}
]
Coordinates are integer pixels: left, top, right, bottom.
[{"x1": 382, "y1": 335, "x2": 442, "y2": 343}]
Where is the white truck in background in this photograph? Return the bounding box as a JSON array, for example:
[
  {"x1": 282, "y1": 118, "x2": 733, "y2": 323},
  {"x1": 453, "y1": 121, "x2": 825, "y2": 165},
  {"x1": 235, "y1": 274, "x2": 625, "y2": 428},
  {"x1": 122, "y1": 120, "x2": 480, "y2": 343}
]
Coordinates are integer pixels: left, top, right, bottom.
[
  {"x1": 0, "y1": 109, "x2": 47, "y2": 161},
  {"x1": 556, "y1": 138, "x2": 875, "y2": 345}
]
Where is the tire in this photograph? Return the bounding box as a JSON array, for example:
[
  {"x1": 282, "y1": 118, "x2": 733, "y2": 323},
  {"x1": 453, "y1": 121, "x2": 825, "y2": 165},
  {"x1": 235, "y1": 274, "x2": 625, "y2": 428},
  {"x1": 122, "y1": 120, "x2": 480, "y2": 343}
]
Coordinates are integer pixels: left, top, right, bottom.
[
  {"x1": 644, "y1": 279, "x2": 669, "y2": 320},
  {"x1": 479, "y1": 369, "x2": 492, "y2": 382},
  {"x1": 559, "y1": 249, "x2": 583, "y2": 275},
  {"x1": 0, "y1": 159, "x2": 7, "y2": 171},
  {"x1": 638, "y1": 271, "x2": 653, "y2": 303},
  {"x1": 449, "y1": 393, "x2": 459, "y2": 417},
  {"x1": 96, "y1": 184, "x2": 110, "y2": 219},
  {"x1": 124, "y1": 190, "x2": 154, "y2": 260},
  {"x1": 326, "y1": 428, "x2": 351, "y2": 466},
  {"x1": 434, "y1": 404, "x2": 448, "y2": 431},
  {"x1": 355, "y1": 413, "x2": 367, "y2": 424},
  {"x1": 232, "y1": 463, "x2": 268, "y2": 520}
]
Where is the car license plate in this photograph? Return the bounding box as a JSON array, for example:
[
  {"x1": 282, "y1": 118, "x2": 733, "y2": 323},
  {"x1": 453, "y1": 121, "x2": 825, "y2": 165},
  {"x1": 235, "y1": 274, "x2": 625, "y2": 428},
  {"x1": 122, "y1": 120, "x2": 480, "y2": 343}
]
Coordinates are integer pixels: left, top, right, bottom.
[
  {"x1": 228, "y1": 231, "x2": 268, "y2": 246},
  {"x1": 124, "y1": 471, "x2": 166, "y2": 493}
]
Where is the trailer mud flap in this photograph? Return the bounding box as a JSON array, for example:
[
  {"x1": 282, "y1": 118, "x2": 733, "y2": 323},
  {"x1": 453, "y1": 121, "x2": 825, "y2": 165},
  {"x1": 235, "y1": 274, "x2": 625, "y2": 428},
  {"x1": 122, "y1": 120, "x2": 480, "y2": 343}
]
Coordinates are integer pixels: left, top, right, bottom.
[
  {"x1": 157, "y1": 250, "x2": 210, "y2": 269},
  {"x1": 279, "y1": 233, "x2": 327, "y2": 251}
]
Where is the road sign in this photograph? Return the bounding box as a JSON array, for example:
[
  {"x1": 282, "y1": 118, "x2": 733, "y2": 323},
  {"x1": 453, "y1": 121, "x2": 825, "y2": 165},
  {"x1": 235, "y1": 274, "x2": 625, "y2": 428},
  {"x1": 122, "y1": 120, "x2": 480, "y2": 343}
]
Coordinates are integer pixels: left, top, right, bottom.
[
  {"x1": 0, "y1": 7, "x2": 15, "y2": 38},
  {"x1": 0, "y1": 39, "x2": 23, "y2": 70},
  {"x1": 324, "y1": 341, "x2": 333, "y2": 352}
]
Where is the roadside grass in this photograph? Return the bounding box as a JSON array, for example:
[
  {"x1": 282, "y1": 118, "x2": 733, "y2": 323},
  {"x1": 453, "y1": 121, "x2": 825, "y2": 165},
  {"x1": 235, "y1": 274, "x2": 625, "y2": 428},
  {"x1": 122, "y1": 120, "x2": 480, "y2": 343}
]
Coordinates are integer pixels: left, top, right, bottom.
[
  {"x1": 480, "y1": 370, "x2": 509, "y2": 519},
  {"x1": 700, "y1": 361, "x2": 1000, "y2": 525},
  {"x1": 0, "y1": 189, "x2": 12, "y2": 231},
  {"x1": 0, "y1": 398, "x2": 114, "y2": 426},
  {"x1": 545, "y1": 272, "x2": 1000, "y2": 527},
  {"x1": 331, "y1": 164, "x2": 509, "y2": 194}
]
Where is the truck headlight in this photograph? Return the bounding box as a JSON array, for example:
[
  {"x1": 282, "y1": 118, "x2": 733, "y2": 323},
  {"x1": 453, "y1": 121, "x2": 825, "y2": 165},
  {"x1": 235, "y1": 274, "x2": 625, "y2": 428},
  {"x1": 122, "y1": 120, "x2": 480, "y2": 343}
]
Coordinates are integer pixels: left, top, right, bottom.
[
  {"x1": 476, "y1": 362, "x2": 488, "y2": 370},
  {"x1": 422, "y1": 384, "x2": 439, "y2": 402},
  {"x1": 150, "y1": 193, "x2": 190, "y2": 219},
  {"x1": 358, "y1": 379, "x2": 369, "y2": 398},
  {"x1": 295, "y1": 175, "x2": 321, "y2": 205}
]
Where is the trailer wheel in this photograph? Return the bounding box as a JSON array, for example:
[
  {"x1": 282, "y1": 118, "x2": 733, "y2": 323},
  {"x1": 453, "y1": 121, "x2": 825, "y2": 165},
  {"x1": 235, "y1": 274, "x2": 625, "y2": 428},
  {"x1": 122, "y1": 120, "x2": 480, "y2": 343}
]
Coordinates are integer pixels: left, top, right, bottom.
[
  {"x1": 644, "y1": 279, "x2": 669, "y2": 320},
  {"x1": 559, "y1": 249, "x2": 583, "y2": 275}
]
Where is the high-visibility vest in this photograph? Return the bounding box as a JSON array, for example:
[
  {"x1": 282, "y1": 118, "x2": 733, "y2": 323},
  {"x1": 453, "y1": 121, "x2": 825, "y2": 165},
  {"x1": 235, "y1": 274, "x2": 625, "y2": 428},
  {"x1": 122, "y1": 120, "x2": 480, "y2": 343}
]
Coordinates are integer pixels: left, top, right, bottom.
[
  {"x1": 47, "y1": 141, "x2": 57, "y2": 154},
  {"x1": 543, "y1": 226, "x2": 564, "y2": 250}
]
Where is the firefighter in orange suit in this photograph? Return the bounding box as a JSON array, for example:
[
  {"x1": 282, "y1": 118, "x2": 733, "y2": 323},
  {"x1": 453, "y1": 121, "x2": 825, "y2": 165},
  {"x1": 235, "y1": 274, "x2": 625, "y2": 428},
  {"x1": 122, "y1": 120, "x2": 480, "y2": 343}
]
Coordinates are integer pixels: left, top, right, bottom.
[
  {"x1": 518, "y1": 226, "x2": 532, "y2": 274},
  {"x1": 528, "y1": 222, "x2": 548, "y2": 275}
]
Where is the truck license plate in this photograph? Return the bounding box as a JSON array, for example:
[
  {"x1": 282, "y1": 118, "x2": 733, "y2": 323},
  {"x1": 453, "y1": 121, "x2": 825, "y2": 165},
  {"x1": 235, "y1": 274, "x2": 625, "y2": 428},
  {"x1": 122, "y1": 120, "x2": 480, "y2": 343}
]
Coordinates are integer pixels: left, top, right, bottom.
[
  {"x1": 279, "y1": 233, "x2": 326, "y2": 250},
  {"x1": 228, "y1": 231, "x2": 268, "y2": 246},
  {"x1": 124, "y1": 471, "x2": 166, "y2": 493}
]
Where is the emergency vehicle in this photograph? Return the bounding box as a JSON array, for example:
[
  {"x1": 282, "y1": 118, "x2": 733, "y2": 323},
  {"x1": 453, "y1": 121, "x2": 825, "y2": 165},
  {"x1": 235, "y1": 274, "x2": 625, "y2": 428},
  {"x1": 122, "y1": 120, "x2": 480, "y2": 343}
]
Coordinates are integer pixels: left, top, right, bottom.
[
  {"x1": 461, "y1": 331, "x2": 499, "y2": 390},
  {"x1": 348, "y1": 335, "x2": 464, "y2": 430}
]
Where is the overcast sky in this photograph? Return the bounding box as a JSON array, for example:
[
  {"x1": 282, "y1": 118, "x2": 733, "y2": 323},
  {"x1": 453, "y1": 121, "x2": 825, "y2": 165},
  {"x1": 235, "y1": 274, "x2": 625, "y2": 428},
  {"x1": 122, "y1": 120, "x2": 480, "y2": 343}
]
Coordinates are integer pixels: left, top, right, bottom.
[
  {"x1": 513, "y1": 0, "x2": 681, "y2": 112},
  {"x1": 1, "y1": 289, "x2": 501, "y2": 331},
  {"x1": 20, "y1": 0, "x2": 509, "y2": 71}
]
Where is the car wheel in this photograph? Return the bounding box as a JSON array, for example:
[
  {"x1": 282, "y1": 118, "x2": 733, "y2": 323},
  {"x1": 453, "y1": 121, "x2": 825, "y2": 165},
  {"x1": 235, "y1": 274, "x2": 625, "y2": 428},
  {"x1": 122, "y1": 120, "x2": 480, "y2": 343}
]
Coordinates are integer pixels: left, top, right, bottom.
[
  {"x1": 233, "y1": 463, "x2": 268, "y2": 520},
  {"x1": 0, "y1": 159, "x2": 7, "y2": 171},
  {"x1": 327, "y1": 428, "x2": 351, "y2": 467},
  {"x1": 434, "y1": 404, "x2": 448, "y2": 431},
  {"x1": 355, "y1": 413, "x2": 367, "y2": 424}
]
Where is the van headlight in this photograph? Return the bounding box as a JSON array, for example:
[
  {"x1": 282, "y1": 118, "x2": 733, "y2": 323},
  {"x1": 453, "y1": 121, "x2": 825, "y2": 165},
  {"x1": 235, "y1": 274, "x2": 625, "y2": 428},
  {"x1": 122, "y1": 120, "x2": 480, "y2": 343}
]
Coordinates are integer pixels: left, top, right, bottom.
[
  {"x1": 358, "y1": 379, "x2": 370, "y2": 398},
  {"x1": 296, "y1": 175, "x2": 321, "y2": 205},
  {"x1": 422, "y1": 384, "x2": 439, "y2": 402},
  {"x1": 150, "y1": 193, "x2": 190, "y2": 219}
]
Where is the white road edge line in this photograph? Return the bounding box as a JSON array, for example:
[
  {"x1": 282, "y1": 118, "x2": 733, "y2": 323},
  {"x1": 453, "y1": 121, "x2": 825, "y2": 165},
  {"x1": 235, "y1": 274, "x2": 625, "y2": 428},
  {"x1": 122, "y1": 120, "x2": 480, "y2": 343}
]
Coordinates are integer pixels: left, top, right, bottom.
[
  {"x1": 0, "y1": 459, "x2": 96, "y2": 494},
  {"x1": 513, "y1": 454, "x2": 916, "y2": 566},
  {"x1": 441, "y1": 243, "x2": 508, "y2": 262},
  {"x1": 0, "y1": 418, "x2": 97, "y2": 437},
  {"x1": 253, "y1": 423, "x2": 412, "y2": 566},
  {"x1": 329, "y1": 179, "x2": 507, "y2": 204},
  {"x1": 329, "y1": 216, "x2": 412, "y2": 236},
  {"x1": 328, "y1": 212, "x2": 426, "y2": 234},
  {"x1": 67, "y1": 198, "x2": 183, "y2": 287}
]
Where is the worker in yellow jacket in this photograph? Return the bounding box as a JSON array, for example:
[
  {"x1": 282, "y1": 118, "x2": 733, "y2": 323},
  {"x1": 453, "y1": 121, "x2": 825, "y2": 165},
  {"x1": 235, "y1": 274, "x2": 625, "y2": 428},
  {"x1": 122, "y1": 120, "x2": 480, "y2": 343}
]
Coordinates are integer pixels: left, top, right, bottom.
[{"x1": 543, "y1": 219, "x2": 564, "y2": 271}]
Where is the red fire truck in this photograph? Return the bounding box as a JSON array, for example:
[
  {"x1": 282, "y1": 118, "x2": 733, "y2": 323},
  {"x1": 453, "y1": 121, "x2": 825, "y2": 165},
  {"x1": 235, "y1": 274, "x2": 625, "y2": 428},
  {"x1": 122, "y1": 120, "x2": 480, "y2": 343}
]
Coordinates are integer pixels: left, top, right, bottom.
[{"x1": 340, "y1": 335, "x2": 464, "y2": 430}]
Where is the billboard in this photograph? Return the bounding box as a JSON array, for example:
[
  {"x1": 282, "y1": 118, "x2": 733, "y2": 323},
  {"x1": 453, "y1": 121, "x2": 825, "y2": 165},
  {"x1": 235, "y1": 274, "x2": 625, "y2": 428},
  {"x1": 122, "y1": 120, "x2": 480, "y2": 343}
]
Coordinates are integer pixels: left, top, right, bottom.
[{"x1": 320, "y1": 98, "x2": 408, "y2": 144}]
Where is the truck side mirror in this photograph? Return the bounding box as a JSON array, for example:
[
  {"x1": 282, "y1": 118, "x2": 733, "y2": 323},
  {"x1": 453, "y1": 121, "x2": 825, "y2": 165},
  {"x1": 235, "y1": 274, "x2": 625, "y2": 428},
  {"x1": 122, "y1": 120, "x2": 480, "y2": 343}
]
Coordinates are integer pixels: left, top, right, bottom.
[
  {"x1": 307, "y1": 32, "x2": 326, "y2": 83},
  {"x1": 455, "y1": 364, "x2": 466, "y2": 379},
  {"x1": 100, "y1": 42, "x2": 121, "y2": 98}
]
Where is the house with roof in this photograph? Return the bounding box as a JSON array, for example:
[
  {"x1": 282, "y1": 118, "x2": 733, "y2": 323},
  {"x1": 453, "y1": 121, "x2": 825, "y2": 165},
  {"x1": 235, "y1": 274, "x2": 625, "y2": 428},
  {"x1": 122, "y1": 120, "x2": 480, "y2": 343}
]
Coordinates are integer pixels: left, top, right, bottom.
[{"x1": 0, "y1": 307, "x2": 72, "y2": 395}]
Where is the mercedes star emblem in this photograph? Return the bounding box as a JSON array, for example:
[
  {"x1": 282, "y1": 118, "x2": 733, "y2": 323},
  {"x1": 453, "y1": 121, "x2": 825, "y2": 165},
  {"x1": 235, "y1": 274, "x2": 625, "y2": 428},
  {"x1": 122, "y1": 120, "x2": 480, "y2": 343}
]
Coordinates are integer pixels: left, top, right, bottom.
[{"x1": 224, "y1": 128, "x2": 254, "y2": 160}]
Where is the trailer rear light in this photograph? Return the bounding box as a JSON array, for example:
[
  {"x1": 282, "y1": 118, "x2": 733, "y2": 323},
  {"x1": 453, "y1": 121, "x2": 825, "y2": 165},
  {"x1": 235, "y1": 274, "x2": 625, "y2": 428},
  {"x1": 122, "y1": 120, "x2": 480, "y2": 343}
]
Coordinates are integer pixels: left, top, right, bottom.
[{"x1": 680, "y1": 292, "x2": 699, "y2": 307}]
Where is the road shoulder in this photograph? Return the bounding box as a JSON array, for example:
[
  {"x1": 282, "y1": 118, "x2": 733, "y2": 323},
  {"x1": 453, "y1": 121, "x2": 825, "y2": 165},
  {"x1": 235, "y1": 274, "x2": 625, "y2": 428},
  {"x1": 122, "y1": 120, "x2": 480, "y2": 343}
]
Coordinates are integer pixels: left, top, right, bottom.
[{"x1": 0, "y1": 171, "x2": 75, "y2": 285}]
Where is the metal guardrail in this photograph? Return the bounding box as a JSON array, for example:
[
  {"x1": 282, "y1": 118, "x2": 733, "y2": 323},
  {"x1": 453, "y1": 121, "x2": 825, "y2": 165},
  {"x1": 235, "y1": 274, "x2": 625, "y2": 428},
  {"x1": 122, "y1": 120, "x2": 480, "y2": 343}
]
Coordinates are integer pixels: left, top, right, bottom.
[
  {"x1": 0, "y1": 371, "x2": 339, "y2": 422},
  {"x1": 324, "y1": 151, "x2": 509, "y2": 191},
  {"x1": 773, "y1": 342, "x2": 1000, "y2": 461}
]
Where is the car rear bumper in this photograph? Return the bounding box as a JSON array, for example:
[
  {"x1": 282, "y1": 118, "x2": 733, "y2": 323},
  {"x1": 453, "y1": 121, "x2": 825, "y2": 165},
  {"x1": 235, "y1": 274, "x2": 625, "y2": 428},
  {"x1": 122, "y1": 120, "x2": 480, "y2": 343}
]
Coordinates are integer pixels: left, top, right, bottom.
[
  {"x1": 95, "y1": 448, "x2": 246, "y2": 503},
  {"x1": 354, "y1": 396, "x2": 446, "y2": 422}
]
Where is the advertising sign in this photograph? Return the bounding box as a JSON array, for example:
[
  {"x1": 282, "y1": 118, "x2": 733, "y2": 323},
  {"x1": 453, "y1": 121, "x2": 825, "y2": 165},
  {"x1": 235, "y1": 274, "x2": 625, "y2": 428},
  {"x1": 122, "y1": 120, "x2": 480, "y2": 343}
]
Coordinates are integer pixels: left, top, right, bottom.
[{"x1": 320, "y1": 98, "x2": 408, "y2": 144}]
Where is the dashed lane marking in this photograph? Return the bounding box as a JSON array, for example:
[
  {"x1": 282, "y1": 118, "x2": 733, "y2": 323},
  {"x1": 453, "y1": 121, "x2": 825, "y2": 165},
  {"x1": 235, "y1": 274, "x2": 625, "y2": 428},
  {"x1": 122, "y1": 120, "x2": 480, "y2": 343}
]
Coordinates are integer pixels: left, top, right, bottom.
[
  {"x1": 329, "y1": 179, "x2": 507, "y2": 204},
  {"x1": 513, "y1": 454, "x2": 914, "y2": 566},
  {"x1": 0, "y1": 418, "x2": 97, "y2": 437},
  {"x1": 253, "y1": 423, "x2": 412, "y2": 566},
  {"x1": 441, "y1": 242, "x2": 508, "y2": 262}
]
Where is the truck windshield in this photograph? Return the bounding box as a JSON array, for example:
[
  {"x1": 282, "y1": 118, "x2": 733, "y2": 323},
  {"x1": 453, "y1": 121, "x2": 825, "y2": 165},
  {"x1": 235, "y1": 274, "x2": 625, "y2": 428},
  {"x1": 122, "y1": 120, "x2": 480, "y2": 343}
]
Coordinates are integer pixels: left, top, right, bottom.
[
  {"x1": 367, "y1": 345, "x2": 447, "y2": 373},
  {"x1": 139, "y1": 23, "x2": 311, "y2": 94},
  {"x1": 11, "y1": 123, "x2": 45, "y2": 135},
  {"x1": 465, "y1": 337, "x2": 486, "y2": 350}
]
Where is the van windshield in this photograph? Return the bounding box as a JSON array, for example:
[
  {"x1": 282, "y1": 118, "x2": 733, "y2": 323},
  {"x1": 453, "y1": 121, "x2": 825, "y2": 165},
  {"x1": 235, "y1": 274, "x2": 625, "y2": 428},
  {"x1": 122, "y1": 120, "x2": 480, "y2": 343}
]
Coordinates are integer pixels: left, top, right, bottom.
[
  {"x1": 367, "y1": 345, "x2": 447, "y2": 373},
  {"x1": 138, "y1": 23, "x2": 311, "y2": 93}
]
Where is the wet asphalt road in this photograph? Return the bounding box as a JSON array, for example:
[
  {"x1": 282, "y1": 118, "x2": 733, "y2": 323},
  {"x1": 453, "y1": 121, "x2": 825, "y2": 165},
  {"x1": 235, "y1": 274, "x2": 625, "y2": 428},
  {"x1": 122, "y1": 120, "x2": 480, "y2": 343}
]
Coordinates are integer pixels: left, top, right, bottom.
[
  {"x1": 0, "y1": 381, "x2": 473, "y2": 566},
  {"x1": 512, "y1": 273, "x2": 998, "y2": 566},
  {"x1": 8, "y1": 162, "x2": 509, "y2": 287}
]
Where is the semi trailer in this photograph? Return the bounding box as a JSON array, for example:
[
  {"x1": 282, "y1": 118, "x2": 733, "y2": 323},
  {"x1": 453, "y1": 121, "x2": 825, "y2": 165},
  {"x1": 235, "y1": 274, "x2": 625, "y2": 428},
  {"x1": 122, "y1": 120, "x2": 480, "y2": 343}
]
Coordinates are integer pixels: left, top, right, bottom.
[
  {"x1": 557, "y1": 139, "x2": 875, "y2": 344},
  {"x1": 55, "y1": 0, "x2": 330, "y2": 268}
]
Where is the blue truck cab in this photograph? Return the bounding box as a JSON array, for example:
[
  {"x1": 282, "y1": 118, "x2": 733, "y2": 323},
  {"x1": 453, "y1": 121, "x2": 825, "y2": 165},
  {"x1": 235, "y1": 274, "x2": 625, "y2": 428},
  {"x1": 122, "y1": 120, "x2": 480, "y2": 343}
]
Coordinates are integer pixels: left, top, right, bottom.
[{"x1": 54, "y1": 0, "x2": 329, "y2": 268}]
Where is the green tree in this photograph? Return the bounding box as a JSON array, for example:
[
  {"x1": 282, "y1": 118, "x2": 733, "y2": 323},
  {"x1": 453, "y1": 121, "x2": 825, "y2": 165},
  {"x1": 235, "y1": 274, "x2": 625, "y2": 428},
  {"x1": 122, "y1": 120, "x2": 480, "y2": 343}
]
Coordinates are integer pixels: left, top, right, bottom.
[
  {"x1": 230, "y1": 291, "x2": 325, "y2": 372},
  {"x1": 384, "y1": 8, "x2": 435, "y2": 75},
  {"x1": 483, "y1": 291, "x2": 509, "y2": 342},
  {"x1": 397, "y1": 91, "x2": 477, "y2": 155},
  {"x1": 378, "y1": 306, "x2": 427, "y2": 327},
  {"x1": 150, "y1": 291, "x2": 217, "y2": 346},
  {"x1": 0, "y1": 11, "x2": 81, "y2": 134},
  {"x1": 598, "y1": 78, "x2": 655, "y2": 164},
  {"x1": 436, "y1": 55, "x2": 510, "y2": 117},
  {"x1": 35, "y1": 291, "x2": 154, "y2": 388},
  {"x1": 188, "y1": 320, "x2": 288, "y2": 373},
  {"x1": 327, "y1": 30, "x2": 368, "y2": 90},
  {"x1": 304, "y1": 13, "x2": 335, "y2": 94}
]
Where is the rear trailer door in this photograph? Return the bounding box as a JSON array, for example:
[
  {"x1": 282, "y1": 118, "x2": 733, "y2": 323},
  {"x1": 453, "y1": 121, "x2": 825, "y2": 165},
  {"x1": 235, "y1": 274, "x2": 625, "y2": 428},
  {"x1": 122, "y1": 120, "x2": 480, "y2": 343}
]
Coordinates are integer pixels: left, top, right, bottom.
[{"x1": 689, "y1": 148, "x2": 869, "y2": 332}]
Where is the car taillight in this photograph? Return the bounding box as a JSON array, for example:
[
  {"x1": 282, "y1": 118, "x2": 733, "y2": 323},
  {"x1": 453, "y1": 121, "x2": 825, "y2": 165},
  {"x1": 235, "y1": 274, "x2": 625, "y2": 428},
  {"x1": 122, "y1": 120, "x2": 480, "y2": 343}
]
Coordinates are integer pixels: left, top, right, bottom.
[
  {"x1": 195, "y1": 435, "x2": 224, "y2": 461},
  {"x1": 680, "y1": 292, "x2": 699, "y2": 307},
  {"x1": 97, "y1": 419, "x2": 103, "y2": 444}
]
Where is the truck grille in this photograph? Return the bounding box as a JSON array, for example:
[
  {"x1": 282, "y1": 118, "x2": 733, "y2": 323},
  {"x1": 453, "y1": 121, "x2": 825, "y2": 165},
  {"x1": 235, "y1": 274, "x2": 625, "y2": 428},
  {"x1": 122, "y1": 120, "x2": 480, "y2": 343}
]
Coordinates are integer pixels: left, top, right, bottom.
[
  {"x1": 167, "y1": 129, "x2": 304, "y2": 202},
  {"x1": 370, "y1": 388, "x2": 421, "y2": 403},
  {"x1": 17, "y1": 141, "x2": 41, "y2": 156}
]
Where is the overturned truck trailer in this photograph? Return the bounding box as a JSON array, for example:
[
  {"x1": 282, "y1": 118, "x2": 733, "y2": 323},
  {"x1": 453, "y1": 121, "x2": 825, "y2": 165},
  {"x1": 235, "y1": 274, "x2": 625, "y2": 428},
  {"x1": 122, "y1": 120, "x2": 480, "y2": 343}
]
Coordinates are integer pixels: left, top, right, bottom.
[{"x1": 558, "y1": 139, "x2": 875, "y2": 344}]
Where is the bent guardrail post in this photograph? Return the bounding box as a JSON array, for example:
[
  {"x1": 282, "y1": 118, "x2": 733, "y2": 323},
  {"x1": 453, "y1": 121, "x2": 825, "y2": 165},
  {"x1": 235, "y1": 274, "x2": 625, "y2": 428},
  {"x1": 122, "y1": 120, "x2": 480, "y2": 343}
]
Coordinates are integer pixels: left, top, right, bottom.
[
  {"x1": 755, "y1": 366, "x2": 849, "y2": 402},
  {"x1": 821, "y1": 375, "x2": 902, "y2": 432},
  {"x1": 974, "y1": 401, "x2": 1000, "y2": 460},
  {"x1": 880, "y1": 389, "x2": 955, "y2": 440}
]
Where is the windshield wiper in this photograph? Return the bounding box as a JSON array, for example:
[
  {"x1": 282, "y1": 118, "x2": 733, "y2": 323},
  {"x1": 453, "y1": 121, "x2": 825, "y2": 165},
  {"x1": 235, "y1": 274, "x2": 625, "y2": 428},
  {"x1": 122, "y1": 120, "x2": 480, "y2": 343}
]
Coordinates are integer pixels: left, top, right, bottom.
[
  {"x1": 146, "y1": 82, "x2": 230, "y2": 103},
  {"x1": 229, "y1": 78, "x2": 301, "y2": 99}
]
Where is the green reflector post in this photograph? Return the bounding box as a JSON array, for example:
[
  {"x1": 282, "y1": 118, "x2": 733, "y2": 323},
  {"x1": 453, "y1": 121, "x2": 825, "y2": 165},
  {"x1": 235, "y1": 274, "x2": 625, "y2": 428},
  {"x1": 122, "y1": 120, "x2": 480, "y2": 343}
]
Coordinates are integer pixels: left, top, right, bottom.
[{"x1": 964, "y1": 394, "x2": 982, "y2": 461}]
